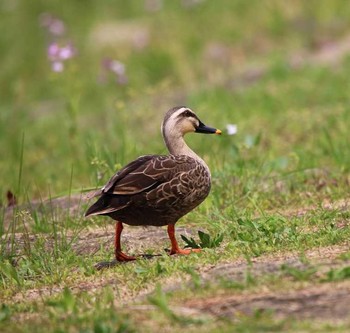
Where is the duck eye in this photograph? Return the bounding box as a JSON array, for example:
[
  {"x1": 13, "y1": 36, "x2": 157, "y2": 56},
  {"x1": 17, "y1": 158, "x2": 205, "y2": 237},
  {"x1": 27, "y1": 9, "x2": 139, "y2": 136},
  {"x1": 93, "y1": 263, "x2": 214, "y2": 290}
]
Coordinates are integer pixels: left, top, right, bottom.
[{"x1": 183, "y1": 110, "x2": 193, "y2": 118}]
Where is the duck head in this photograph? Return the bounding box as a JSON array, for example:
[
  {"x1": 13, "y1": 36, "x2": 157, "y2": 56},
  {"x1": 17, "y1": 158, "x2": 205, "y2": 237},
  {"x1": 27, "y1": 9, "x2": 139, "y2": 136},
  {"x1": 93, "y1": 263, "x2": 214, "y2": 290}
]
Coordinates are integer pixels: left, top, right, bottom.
[{"x1": 162, "y1": 106, "x2": 222, "y2": 138}]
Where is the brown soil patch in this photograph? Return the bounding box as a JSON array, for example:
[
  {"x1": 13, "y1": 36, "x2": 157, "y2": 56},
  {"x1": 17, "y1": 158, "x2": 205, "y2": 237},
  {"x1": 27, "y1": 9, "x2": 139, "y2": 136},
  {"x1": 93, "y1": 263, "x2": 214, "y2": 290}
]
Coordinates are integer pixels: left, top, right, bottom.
[
  {"x1": 200, "y1": 244, "x2": 349, "y2": 283},
  {"x1": 185, "y1": 282, "x2": 350, "y2": 321}
]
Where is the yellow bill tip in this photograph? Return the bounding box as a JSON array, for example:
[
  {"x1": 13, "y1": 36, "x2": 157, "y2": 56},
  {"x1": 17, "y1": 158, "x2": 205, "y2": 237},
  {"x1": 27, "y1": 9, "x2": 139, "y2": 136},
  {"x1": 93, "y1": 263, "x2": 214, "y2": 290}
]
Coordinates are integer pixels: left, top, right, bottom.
[{"x1": 215, "y1": 129, "x2": 222, "y2": 135}]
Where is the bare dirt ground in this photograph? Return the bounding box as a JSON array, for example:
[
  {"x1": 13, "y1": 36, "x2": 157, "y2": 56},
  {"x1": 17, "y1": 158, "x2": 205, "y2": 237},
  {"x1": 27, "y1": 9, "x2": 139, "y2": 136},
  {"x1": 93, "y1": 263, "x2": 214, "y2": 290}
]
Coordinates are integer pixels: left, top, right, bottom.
[
  {"x1": 186, "y1": 245, "x2": 350, "y2": 322},
  {"x1": 185, "y1": 282, "x2": 350, "y2": 322}
]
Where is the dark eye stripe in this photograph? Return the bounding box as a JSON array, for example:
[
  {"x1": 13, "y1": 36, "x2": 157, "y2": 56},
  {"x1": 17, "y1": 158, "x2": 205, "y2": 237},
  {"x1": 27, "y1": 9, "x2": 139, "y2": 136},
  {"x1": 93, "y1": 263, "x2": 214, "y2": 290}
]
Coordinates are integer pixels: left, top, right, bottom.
[{"x1": 182, "y1": 110, "x2": 197, "y2": 119}]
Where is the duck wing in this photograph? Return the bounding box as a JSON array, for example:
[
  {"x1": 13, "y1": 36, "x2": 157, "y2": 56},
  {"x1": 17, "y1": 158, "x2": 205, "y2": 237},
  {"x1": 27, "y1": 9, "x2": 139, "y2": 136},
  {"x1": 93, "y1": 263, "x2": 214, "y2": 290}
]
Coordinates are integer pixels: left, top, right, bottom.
[
  {"x1": 85, "y1": 155, "x2": 190, "y2": 216},
  {"x1": 102, "y1": 154, "x2": 176, "y2": 195}
]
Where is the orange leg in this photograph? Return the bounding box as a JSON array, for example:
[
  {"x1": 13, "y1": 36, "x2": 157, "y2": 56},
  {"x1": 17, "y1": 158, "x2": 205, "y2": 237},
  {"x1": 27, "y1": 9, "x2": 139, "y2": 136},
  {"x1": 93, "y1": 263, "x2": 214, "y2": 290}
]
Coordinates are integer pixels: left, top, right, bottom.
[
  {"x1": 115, "y1": 221, "x2": 136, "y2": 261},
  {"x1": 167, "y1": 224, "x2": 201, "y2": 255}
]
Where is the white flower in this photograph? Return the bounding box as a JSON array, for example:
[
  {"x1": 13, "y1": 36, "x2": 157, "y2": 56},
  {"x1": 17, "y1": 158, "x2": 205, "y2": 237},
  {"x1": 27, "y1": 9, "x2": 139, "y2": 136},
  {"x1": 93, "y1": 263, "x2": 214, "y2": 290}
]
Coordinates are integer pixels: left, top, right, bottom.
[
  {"x1": 51, "y1": 61, "x2": 64, "y2": 72},
  {"x1": 226, "y1": 124, "x2": 238, "y2": 135},
  {"x1": 109, "y1": 60, "x2": 125, "y2": 75}
]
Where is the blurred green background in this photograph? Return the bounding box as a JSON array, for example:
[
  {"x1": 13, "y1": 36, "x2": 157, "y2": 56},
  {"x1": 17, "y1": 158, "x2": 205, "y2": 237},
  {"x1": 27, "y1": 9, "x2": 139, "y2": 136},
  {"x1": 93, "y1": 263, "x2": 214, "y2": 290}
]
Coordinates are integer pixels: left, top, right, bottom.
[{"x1": 1, "y1": 0, "x2": 350, "y2": 205}]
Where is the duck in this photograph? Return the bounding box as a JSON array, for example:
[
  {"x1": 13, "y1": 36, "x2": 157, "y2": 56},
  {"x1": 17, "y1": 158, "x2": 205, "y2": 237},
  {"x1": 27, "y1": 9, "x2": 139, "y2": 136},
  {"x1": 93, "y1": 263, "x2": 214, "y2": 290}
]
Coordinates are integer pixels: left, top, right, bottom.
[{"x1": 85, "y1": 106, "x2": 221, "y2": 261}]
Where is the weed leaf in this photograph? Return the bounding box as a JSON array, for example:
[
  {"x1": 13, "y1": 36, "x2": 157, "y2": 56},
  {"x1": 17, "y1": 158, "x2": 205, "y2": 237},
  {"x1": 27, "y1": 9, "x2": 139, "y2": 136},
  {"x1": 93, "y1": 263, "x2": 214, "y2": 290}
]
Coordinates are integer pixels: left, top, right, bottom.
[{"x1": 181, "y1": 231, "x2": 224, "y2": 249}]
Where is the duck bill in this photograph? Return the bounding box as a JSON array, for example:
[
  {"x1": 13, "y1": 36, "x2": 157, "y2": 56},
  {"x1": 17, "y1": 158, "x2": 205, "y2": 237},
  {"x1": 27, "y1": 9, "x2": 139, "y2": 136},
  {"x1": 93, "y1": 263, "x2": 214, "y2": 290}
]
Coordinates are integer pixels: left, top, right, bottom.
[{"x1": 195, "y1": 122, "x2": 222, "y2": 135}]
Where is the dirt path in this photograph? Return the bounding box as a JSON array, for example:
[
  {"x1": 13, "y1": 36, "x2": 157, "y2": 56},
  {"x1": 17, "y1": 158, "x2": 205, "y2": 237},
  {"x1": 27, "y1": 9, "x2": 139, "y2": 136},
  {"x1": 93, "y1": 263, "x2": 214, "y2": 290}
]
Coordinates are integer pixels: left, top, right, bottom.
[
  {"x1": 185, "y1": 281, "x2": 350, "y2": 321},
  {"x1": 184, "y1": 244, "x2": 350, "y2": 321}
]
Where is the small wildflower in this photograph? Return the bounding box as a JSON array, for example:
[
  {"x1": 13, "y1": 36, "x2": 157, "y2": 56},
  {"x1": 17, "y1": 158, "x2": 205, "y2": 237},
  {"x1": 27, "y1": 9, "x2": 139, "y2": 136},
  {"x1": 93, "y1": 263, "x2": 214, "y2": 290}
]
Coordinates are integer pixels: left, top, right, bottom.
[
  {"x1": 39, "y1": 13, "x2": 65, "y2": 36},
  {"x1": 47, "y1": 43, "x2": 59, "y2": 59},
  {"x1": 226, "y1": 124, "x2": 238, "y2": 135},
  {"x1": 47, "y1": 42, "x2": 76, "y2": 72},
  {"x1": 109, "y1": 60, "x2": 125, "y2": 76},
  {"x1": 51, "y1": 61, "x2": 64, "y2": 72},
  {"x1": 102, "y1": 58, "x2": 128, "y2": 85},
  {"x1": 40, "y1": 13, "x2": 76, "y2": 73},
  {"x1": 59, "y1": 44, "x2": 76, "y2": 60}
]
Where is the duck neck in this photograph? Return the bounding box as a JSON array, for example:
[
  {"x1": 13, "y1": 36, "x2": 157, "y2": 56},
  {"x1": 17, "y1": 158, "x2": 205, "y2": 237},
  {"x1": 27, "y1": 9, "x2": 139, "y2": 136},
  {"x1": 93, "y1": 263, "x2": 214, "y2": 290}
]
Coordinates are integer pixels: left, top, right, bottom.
[{"x1": 163, "y1": 128, "x2": 207, "y2": 167}]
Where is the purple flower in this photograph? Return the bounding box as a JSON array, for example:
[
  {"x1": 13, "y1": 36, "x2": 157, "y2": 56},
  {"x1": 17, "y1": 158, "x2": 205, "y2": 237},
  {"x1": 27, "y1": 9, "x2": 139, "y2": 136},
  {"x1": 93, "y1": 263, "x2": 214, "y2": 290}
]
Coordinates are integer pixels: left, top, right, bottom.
[
  {"x1": 109, "y1": 60, "x2": 125, "y2": 76},
  {"x1": 39, "y1": 13, "x2": 65, "y2": 36},
  {"x1": 101, "y1": 58, "x2": 128, "y2": 85},
  {"x1": 47, "y1": 42, "x2": 76, "y2": 72},
  {"x1": 40, "y1": 13, "x2": 76, "y2": 73},
  {"x1": 59, "y1": 44, "x2": 76, "y2": 60},
  {"x1": 47, "y1": 42, "x2": 76, "y2": 60}
]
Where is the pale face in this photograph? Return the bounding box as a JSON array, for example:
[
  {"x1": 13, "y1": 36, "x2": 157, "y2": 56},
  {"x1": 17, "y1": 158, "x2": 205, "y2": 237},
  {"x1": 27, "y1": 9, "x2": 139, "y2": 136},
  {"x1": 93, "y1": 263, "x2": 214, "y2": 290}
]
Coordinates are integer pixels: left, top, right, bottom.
[
  {"x1": 162, "y1": 106, "x2": 220, "y2": 139},
  {"x1": 169, "y1": 107, "x2": 200, "y2": 135}
]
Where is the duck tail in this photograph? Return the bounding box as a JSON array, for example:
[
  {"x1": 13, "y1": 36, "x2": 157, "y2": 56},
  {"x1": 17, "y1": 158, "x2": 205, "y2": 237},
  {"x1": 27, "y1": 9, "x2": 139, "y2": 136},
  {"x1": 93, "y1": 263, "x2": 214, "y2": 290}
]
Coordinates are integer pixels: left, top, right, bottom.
[
  {"x1": 85, "y1": 196, "x2": 110, "y2": 217},
  {"x1": 85, "y1": 200, "x2": 102, "y2": 217},
  {"x1": 85, "y1": 194, "x2": 128, "y2": 217}
]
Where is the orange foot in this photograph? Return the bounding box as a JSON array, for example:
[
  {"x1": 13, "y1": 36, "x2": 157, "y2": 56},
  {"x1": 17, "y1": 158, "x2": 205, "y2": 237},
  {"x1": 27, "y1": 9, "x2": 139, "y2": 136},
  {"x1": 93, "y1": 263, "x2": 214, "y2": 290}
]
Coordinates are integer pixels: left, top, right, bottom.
[
  {"x1": 170, "y1": 248, "x2": 201, "y2": 256},
  {"x1": 115, "y1": 251, "x2": 137, "y2": 262}
]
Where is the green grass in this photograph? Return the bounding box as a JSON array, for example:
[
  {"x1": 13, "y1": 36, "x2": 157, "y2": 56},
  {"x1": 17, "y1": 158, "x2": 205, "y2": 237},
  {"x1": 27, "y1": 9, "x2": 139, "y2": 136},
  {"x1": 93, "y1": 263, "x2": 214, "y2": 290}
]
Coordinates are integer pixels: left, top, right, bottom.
[{"x1": 1, "y1": 0, "x2": 350, "y2": 332}]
